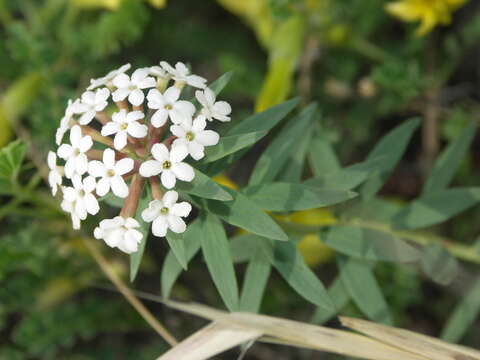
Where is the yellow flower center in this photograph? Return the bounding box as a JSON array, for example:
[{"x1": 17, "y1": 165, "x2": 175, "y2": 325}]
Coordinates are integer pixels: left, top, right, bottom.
[
  {"x1": 162, "y1": 160, "x2": 171, "y2": 169},
  {"x1": 160, "y1": 207, "x2": 169, "y2": 215},
  {"x1": 164, "y1": 104, "x2": 173, "y2": 110},
  {"x1": 186, "y1": 131, "x2": 194, "y2": 141}
]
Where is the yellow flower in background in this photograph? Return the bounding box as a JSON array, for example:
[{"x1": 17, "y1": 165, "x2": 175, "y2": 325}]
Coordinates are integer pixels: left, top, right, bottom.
[
  {"x1": 71, "y1": 0, "x2": 167, "y2": 11},
  {"x1": 386, "y1": 0, "x2": 468, "y2": 36}
]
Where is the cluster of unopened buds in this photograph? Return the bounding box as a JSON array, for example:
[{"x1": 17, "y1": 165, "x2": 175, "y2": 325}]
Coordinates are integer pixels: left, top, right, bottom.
[{"x1": 47, "y1": 62, "x2": 231, "y2": 254}]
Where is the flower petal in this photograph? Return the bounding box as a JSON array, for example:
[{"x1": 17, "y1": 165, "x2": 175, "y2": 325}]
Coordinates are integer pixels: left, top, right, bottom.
[
  {"x1": 142, "y1": 200, "x2": 161, "y2": 222},
  {"x1": 84, "y1": 193, "x2": 100, "y2": 215},
  {"x1": 162, "y1": 190, "x2": 178, "y2": 207},
  {"x1": 188, "y1": 141, "x2": 205, "y2": 160},
  {"x1": 127, "y1": 121, "x2": 148, "y2": 138},
  {"x1": 171, "y1": 202, "x2": 192, "y2": 217},
  {"x1": 152, "y1": 217, "x2": 168, "y2": 237},
  {"x1": 88, "y1": 160, "x2": 106, "y2": 177},
  {"x1": 164, "y1": 86, "x2": 180, "y2": 102},
  {"x1": 171, "y1": 162, "x2": 194, "y2": 182},
  {"x1": 103, "y1": 148, "x2": 116, "y2": 167},
  {"x1": 167, "y1": 215, "x2": 187, "y2": 233},
  {"x1": 128, "y1": 89, "x2": 144, "y2": 106},
  {"x1": 79, "y1": 135, "x2": 93, "y2": 153},
  {"x1": 75, "y1": 153, "x2": 89, "y2": 175},
  {"x1": 161, "y1": 170, "x2": 176, "y2": 189},
  {"x1": 170, "y1": 124, "x2": 187, "y2": 138},
  {"x1": 151, "y1": 143, "x2": 169, "y2": 162},
  {"x1": 101, "y1": 121, "x2": 120, "y2": 136},
  {"x1": 139, "y1": 160, "x2": 162, "y2": 177},
  {"x1": 57, "y1": 144, "x2": 72, "y2": 160},
  {"x1": 96, "y1": 177, "x2": 111, "y2": 196},
  {"x1": 196, "y1": 130, "x2": 219, "y2": 146},
  {"x1": 111, "y1": 175, "x2": 129, "y2": 198},
  {"x1": 170, "y1": 144, "x2": 188, "y2": 163},
  {"x1": 112, "y1": 87, "x2": 130, "y2": 102},
  {"x1": 115, "y1": 157, "x2": 134, "y2": 175},
  {"x1": 112, "y1": 73, "x2": 130, "y2": 88},
  {"x1": 113, "y1": 131, "x2": 128, "y2": 150}
]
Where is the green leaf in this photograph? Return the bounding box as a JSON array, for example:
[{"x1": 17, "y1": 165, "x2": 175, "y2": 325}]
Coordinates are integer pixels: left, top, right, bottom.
[
  {"x1": 312, "y1": 276, "x2": 350, "y2": 324},
  {"x1": 209, "y1": 71, "x2": 234, "y2": 95},
  {"x1": 423, "y1": 122, "x2": 476, "y2": 195},
  {"x1": 441, "y1": 277, "x2": 480, "y2": 342},
  {"x1": 227, "y1": 97, "x2": 299, "y2": 136},
  {"x1": 161, "y1": 219, "x2": 202, "y2": 298},
  {"x1": 337, "y1": 255, "x2": 392, "y2": 325},
  {"x1": 308, "y1": 131, "x2": 341, "y2": 177},
  {"x1": 393, "y1": 188, "x2": 480, "y2": 229},
  {"x1": 242, "y1": 182, "x2": 356, "y2": 211},
  {"x1": 325, "y1": 225, "x2": 421, "y2": 263},
  {"x1": 261, "y1": 239, "x2": 334, "y2": 311},
  {"x1": 230, "y1": 233, "x2": 262, "y2": 263},
  {"x1": 249, "y1": 103, "x2": 317, "y2": 186},
  {"x1": 239, "y1": 250, "x2": 271, "y2": 312},
  {"x1": 360, "y1": 118, "x2": 420, "y2": 198},
  {"x1": 277, "y1": 123, "x2": 313, "y2": 182},
  {"x1": 204, "y1": 98, "x2": 299, "y2": 176},
  {"x1": 165, "y1": 231, "x2": 188, "y2": 270},
  {"x1": 304, "y1": 156, "x2": 387, "y2": 191},
  {"x1": 0, "y1": 140, "x2": 26, "y2": 194},
  {"x1": 202, "y1": 130, "x2": 267, "y2": 163},
  {"x1": 200, "y1": 214, "x2": 239, "y2": 311},
  {"x1": 176, "y1": 168, "x2": 232, "y2": 201},
  {"x1": 203, "y1": 187, "x2": 288, "y2": 241},
  {"x1": 99, "y1": 192, "x2": 124, "y2": 208},
  {"x1": 129, "y1": 188, "x2": 152, "y2": 282},
  {"x1": 421, "y1": 243, "x2": 458, "y2": 285}
]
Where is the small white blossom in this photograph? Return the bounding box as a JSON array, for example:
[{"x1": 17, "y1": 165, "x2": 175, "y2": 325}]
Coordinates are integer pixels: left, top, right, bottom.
[
  {"x1": 61, "y1": 175, "x2": 99, "y2": 229},
  {"x1": 160, "y1": 61, "x2": 206, "y2": 89},
  {"x1": 88, "y1": 148, "x2": 134, "y2": 198},
  {"x1": 101, "y1": 109, "x2": 147, "y2": 150},
  {"x1": 87, "y1": 63, "x2": 131, "y2": 90},
  {"x1": 171, "y1": 115, "x2": 219, "y2": 160},
  {"x1": 142, "y1": 191, "x2": 192, "y2": 237},
  {"x1": 146, "y1": 87, "x2": 195, "y2": 127},
  {"x1": 94, "y1": 216, "x2": 143, "y2": 254},
  {"x1": 56, "y1": 99, "x2": 79, "y2": 145},
  {"x1": 195, "y1": 87, "x2": 231, "y2": 122},
  {"x1": 149, "y1": 65, "x2": 169, "y2": 79},
  {"x1": 57, "y1": 125, "x2": 93, "y2": 178},
  {"x1": 112, "y1": 68, "x2": 156, "y2": 106},
  {"x1": 139, "y1": 143, "x2": 194, "y2": 189},
  {"x1": 73, "y1": 88, "x2": 110, "y2": 125},
  {"x1": 47, "y1": 151, "x2": 63, "y2": 196}
]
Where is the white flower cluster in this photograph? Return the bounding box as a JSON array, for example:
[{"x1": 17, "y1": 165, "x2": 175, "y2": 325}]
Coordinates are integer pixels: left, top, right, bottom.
[{"x1": 48, "y1": 61, "x2": 231, "y2": 254}]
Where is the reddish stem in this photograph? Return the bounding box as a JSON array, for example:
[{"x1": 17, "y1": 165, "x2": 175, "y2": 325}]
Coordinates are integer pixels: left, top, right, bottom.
[
  {"x1": 149, "y1": 176, "x2": 163, "y2": 200},
  {"x1": 120, "y1": 174, "x2": 145, "y2": 218}
]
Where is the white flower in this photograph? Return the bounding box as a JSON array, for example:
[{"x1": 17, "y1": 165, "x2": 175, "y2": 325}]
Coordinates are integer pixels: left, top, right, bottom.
[
  {"x1": 73, "y1": 88, "x2": 110, "y2": 125},
  {"x1": 94, "y1": 216, "x2": 143, "y2": 254},
  {"x1": 87, "y1": 63, "x2": 131, "y2": 90},
  {"x1": 139, "y1": 143, "x2": 194, "y2": 189},
  {"x1": 171, "y1": 115, "x2": 219, "y2": 160},
  {"x1": 57, "y1": 125, "x2": 93, "y2": 178},
  {"x1": 47, "y1": 151, "x2": 63, "y2": 196},
  {"x1": 141, "y1": 191, "x2": 192, "y2": 237},
  {"x1": 56, "y1": 99, "x2": 79, "y2": 145},
  {"x1": 149, "y1": 65, "x2": 169, "y2": 79},
  {"x1": 101, "y1": 109, "x2": 147, "y2": 150},
  {"x1": 112, "y1": 68, "x2": 156, "y2": 106},
  {"x1": 61, "y1": 175, "x2": 99, "y2": 229},
  {"x1": 195, "y1": 87, "x2": 231, "y2": 122},
  {"x1": 160, "y1": 61, "x2": 206, "y2": 89},
  {"x1": 146, "y1": 87, "x2": 195, "y2": 127},
  {"x1": 88, "y1": 148, "x2": 134, "y2": 198}
]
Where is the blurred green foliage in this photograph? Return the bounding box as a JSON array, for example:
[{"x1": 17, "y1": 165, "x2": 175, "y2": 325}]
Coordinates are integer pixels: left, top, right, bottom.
[{"x1": 1, "y1": 0, "x2": 480, "y2": 358}]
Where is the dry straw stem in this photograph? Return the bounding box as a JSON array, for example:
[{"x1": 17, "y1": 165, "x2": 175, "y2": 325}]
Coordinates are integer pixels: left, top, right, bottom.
[{"x1": 156, "y1": 300, "x2": 480, "y2": 360}]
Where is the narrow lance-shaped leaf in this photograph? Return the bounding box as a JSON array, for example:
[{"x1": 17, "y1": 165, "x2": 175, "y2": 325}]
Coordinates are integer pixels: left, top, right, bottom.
[
  {"x1": 165, "y1": 230, "x2": 188, "y2": 270},
  {"x1": 0, "y1": 140, "x2": 26, "y2": 194},
  {"x1": 423, "y1": 122, "x2": 477, "y2": 195},
  {"x1": 308, "y1": 129, "x2": 341, "y2": 177},
  {"x1": 249, "y1": 103, "x2": 317, "y2": 186},
  {"x1": 393, "y1": 187, "x2": 480, "y2": 230},
  {"x1": 441, "y1": 277, "x2": 480, "y2": 342},
  {"x1": 337, "y1": 255, "x2": 392, "y2": 325},
  {"x1": 202, "y1": 187, "x2": 288, "y2": 241},
  {"x1": 360, "y1": 118, "x2": 420, "y2": 198},
  {"x1": 420, "y1": 243, "x2": 458, "y2": 286},
  {"x1": 242, "y1": 182, "x2": 356, "y2": 212},
  {"x1": 209, "y1": 71, "x2": 234, "y2": 95},
  {"x1": 325, "y1": 225, "x2": 421, "y2": 263},
  {"x1": 239, "y1": 249, "x2": 271, "y2": 313},
  {"x1": 129, "y1": 187, "x2": 152, "y2": 282},
  {"x1": 161, "y1": 219, "x2": 202, "y2": 298},
  {"x1": 261, "y1": 239, "x2": 334, "y2": 312},
  {"x1": 200, "y1": 214, "x2": 239, "y2": 311},
  {"x1": 202, "y1": 130, "x2": 267, "y2": 163},
  {"x1": 176, "y1": 168, "x2": 233, "y2": 201},
  {"x1": 312, "y1": 275, "x2": 350, "y2": 324}
]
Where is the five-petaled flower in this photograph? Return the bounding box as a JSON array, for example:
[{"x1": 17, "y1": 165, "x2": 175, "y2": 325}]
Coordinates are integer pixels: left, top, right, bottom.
[
  {"x1": 147, "y1": 87, "x2": 195, "y2": 127},
  {"x1": 61, "y1": 175, "x2": 99, "y2": 229},
  {"x1": 139, "y1": 143, "x2": 194, "y2": 189},
  {"x1": 88, "y1": 148, "x2": 134, "y2": 198},
  {"x1": 57, "y1": 125, "x2": 93, "y2": 178},
  {"x1": 160, "y1": 61, "x2": 207, "y2": 89},
  {"x1": 73, "y1": 88, "x2": 110, "y2": 125},
  {"x1": 112, "y1": 68, "x2": 156, "y2": 106},
  {"x1": 101, "y1": 109, "x2": 148, "y2": 150},
  {"x1": 142, "y1": 190, "x2": 192, "y2": 237},
  {"x1": 94, "y1": 216, "x2": 143, "y2": 254},
  {"x1": 171, "y1": 115, "x2": 219, "y2": 160},
  {"x1": 88, "y1": 63, "x2": 131, "y2": 90},
  {"x1": 196, "y1": 87, "x2": 232, "y2": 122},
  {"x1": 47, "y1": 151, "x2": 63, "y2": 196}
]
